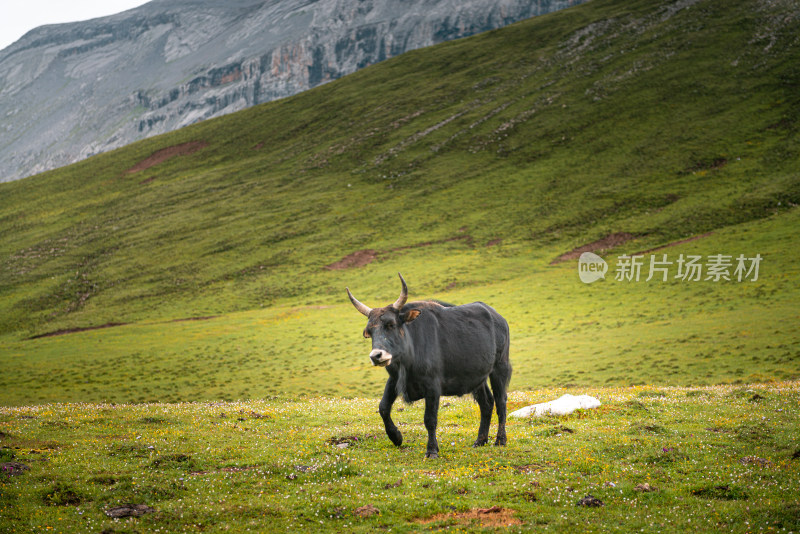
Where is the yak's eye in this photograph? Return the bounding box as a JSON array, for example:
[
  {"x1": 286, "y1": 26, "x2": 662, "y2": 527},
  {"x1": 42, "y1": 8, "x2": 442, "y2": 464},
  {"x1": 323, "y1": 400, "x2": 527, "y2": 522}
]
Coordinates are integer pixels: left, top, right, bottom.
[{"x1": 363, "y1": 329, "x2": 371, "y2": 339}]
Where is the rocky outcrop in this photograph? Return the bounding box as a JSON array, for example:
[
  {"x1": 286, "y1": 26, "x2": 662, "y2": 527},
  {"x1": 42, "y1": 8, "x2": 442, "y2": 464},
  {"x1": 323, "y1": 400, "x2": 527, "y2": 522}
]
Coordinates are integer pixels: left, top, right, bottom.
[{"x1": 0, "y1": 0, "x2": 586, "y2": 182}]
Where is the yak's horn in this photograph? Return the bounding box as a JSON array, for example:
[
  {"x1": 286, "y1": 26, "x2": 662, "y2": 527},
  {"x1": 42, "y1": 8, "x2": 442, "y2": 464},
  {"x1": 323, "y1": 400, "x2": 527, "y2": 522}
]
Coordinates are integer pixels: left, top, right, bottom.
[
  {"x1": 392, "y1": 273, "x2": 408, "y2": 310},
  {"x1": 346, "y1": 287, "x2": 372, "y2": 316}
]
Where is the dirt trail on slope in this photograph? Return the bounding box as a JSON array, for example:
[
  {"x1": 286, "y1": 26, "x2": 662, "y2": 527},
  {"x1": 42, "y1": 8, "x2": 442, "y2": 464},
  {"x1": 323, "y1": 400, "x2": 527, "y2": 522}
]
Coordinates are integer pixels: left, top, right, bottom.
[
  {"x1": 551, "y1": 231, "x2": 714, "y2": 264},
  {"x1": 550, "y1": 232, "x2": 635, "y2": 264},
  {"x1": 126, "y1": 141, "x2": 208, "y2": 174}
]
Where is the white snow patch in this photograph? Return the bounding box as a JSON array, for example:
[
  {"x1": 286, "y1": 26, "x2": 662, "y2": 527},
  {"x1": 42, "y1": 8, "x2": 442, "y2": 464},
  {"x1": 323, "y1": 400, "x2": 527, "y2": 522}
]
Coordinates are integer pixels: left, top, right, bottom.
[{"x1": 509, "y1": 394, "x2": 601, "y2": 418}]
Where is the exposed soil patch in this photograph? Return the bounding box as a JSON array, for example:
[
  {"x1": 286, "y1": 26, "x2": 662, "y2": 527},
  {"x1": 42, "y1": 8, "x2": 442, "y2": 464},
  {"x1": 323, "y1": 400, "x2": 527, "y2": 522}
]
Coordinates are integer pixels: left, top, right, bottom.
[
  {"x1": 27, "y1": 315, "x2": 221, "y2": 339},
  {"x1": 325, "y1": 235, "x2": 473, "y2": 270},
  {"x1": 354, "y1": 504, "x2": 380, "y2": 517},
  {"x1": 416, "y1": 506, "x2": 521, "y2": 527},
  {"x1": 105, "y1": 504, "x2": 155, "y2": 518},
  {"x1": 126, "y1": 141, "x2": 208, "y2": 174},
  {"x1": 739, "y1": 456, "x2": 773, "y2": 468},
  {"x1": 170, "y1": 315, "x2": 219, "y2": 323},
  {"x1": 326, "y1": 435, "x2": 376, "y2": 447},
  {"x1": 28, "y1": 322, "x2": 128, "y2": 340},
  {"x1": 632, "y1": 232, "x2": 714, "y2": 256},
  {"x1": 551, "y1": 232, "x2": 636, "y2": 264},
  {"x1": 683, "y1": 157, "x2": 728, "y2": 174},
  {"x1": 325, "y1": 249, "x2": 379, "y2": 270},
  {"x1": 577, "y1": 495, "x2": 605, "y2": 507},
  {"x1": 553, "y1": 231, "x2": 715, "y2": 264},
  {"x1": 513, "y1": 464, "x2": 542, "y2": 474},
  {"x1": 89, "y1": 475, "x2": 117, "y2": 485}
]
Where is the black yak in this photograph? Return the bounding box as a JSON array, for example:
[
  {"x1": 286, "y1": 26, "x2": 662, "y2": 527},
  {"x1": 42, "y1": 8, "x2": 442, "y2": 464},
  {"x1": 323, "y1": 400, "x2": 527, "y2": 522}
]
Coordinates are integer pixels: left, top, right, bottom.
[{"x1": 346, "y1": 273, "x2": 511, "y2": 458}]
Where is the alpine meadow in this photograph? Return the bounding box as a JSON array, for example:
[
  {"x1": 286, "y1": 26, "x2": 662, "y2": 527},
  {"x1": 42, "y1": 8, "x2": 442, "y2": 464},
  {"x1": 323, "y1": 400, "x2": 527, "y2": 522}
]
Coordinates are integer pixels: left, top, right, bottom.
[{"x1": 1, "y1": 0, "x2": 799, "y2": 532}]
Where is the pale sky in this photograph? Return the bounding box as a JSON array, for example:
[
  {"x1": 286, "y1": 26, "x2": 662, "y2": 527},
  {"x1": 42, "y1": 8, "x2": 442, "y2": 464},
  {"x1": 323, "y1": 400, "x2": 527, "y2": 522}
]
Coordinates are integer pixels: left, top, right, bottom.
[{"x1": 0, "y1": 1, "x2": 151, "y2": 52}]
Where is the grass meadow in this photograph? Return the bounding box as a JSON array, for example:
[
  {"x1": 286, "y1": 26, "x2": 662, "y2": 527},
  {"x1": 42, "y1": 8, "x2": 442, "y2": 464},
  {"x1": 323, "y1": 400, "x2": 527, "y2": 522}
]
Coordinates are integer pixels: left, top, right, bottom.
[
  {"x1": 2, "y1": 384, "x2": 799, "y2": 533},
  {"x1": 1, "y1": 0, "x2": 799, "y2": 530}
]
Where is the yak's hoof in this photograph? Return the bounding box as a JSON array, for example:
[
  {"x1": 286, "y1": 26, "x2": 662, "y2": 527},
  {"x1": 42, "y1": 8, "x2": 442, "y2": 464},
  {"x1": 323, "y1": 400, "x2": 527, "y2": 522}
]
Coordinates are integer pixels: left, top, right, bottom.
[
  {"x1": 473, "y1": 438, "x2": 488, "y2": 448},
  {"x1": 388, "y1": 430, "x2": 403, "y2": 447},
  {"x1": 425, "y1": 451, "x2": 439, "y2": 459},
  {"x1": 494, "y1": 437, "x2": 507, "y2": 447}
]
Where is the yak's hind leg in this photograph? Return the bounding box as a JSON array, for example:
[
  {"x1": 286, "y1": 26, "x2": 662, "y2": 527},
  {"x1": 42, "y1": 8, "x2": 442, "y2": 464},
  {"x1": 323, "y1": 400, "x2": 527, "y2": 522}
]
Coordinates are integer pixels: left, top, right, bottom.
[
  {"x1": 423, "y1": 394, "x2": 440, "y2": 459},
  {"x1": 489, "y1": 352, "x2": 512, "y2": 447},
  {"x1": 472, "y1": 382, "x2": 494, "y2": 447}
]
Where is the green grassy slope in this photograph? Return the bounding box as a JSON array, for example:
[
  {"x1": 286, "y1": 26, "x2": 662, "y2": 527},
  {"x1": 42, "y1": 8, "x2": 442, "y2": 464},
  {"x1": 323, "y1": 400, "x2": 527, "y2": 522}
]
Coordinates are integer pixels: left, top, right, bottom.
[{"x1": 1, "y1": 0, "x2": 799, "y2": 405}]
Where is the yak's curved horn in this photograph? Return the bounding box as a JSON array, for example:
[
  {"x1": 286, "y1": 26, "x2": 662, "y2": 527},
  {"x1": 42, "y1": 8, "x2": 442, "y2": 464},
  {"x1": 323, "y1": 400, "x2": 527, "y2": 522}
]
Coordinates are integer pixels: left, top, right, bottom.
[
  {"x1": 346, "y1": 287, "x2": 372, "y2": 316},
  {"x1": 392, "y1": 273, "x2": 408, "y2": 310}
]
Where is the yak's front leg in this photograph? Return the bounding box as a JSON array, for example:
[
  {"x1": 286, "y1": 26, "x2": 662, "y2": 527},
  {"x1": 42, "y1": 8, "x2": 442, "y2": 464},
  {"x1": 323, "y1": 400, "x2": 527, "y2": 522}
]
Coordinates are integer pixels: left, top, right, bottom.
[
  {"x1": 423, "y1": 394, "x2": 440, "y2": 458},
  {"x1": 379, "y1": 378, "x2": 402, "y2": 446}
]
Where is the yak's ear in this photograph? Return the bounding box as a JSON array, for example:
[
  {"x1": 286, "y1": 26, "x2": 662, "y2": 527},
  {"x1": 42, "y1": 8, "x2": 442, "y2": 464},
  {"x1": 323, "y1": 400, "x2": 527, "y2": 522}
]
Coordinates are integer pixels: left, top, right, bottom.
[{"x1": 401, "y1": 309, "x2": 420, "y2": 324}]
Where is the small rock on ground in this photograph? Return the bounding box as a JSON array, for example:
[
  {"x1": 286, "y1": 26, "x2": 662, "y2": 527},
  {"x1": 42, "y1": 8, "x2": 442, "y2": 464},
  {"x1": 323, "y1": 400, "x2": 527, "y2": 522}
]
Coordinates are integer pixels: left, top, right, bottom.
[
  {"x1": 354, "y1": 504, "x2": 379, "y2": 517},
  {"x1": 105, "y1": 504, "x2": 155, "y2": 518},
  {"x1": 577, "y1": 495, "x2": 604, "y2": 507}
]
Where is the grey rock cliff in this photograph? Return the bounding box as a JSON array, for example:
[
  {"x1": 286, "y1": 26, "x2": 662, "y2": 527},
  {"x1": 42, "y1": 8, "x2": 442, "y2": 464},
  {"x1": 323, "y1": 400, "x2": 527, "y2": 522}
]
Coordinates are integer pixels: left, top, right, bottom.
[{"x1": 0, "y1": 0, "x2": 585, "y2": 182}]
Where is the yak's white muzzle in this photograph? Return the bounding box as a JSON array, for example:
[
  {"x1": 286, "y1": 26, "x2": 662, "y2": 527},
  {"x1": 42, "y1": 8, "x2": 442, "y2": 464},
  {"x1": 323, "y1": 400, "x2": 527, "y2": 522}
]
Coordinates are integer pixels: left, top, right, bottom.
[{"x1": 369, "y1": 349, "x2": 392, "y2": 367}]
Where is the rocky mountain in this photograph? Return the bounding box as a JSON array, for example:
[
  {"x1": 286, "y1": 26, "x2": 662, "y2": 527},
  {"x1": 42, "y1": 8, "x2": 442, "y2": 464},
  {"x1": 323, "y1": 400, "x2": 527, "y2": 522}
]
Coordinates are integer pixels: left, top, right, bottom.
[{"x1": 0, "y1": 0, "x2": 586, "y2": 183}]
